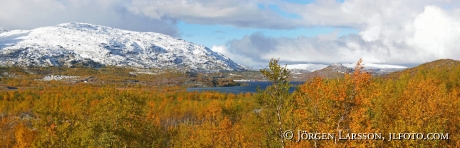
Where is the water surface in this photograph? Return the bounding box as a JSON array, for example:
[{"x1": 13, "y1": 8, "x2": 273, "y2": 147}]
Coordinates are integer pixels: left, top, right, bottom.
[{"x1": 186, "y1": 81, "x2": 304, "y2": 94}]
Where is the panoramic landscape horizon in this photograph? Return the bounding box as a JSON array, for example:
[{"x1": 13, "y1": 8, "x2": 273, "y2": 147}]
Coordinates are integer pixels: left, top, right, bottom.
[{"x1": 1, "y1": 0, "x2": 460, "y2": 147}]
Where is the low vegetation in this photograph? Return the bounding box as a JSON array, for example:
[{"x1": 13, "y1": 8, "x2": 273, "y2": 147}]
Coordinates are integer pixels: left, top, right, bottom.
[{"x1": 0, "y1": 59, "x2": 459, "y2": 147}]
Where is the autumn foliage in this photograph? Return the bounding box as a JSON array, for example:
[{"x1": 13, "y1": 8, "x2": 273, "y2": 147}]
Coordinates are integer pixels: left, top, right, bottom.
[{"x1": 0, "y1": 59, "x2": 459, "y2": 147}]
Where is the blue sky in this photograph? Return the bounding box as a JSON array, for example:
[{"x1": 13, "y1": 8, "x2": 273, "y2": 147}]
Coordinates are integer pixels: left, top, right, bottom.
[
  {"x1": 1, "y1": 0, "x2": 460, "y2": 68},
  {"x1": 177, "y1": 0, "x2": 355, "y2": 48},
  {"x1": 177, "y1": 21, "x2": 359, "y2": 48}
]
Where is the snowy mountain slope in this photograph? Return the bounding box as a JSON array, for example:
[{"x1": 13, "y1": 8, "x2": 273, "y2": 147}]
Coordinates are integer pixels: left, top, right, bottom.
[
  {"x1": 286, "y1": 64, "x2": 328, "y2": 72},
  {"x1": 0, "y1": 23, "x2": 247, "y2": 71},
  {"x1": 0, "y1": 27, "x2": 7, "y2": 34},
  {"x1": 302, "y1": 62, "x2": 407, "y2": 78},
  {"x1": 342, "y1": 63, "x2": 407, "y2": 69},
  {"x1": 288, "y1": 63, "x2": 406, "y2": 71},
  {"x1": 342, "y1": 62, "x2": 407, "y2": 75},
  {"x1": 287, "y1": 62, "x2": 407, "y2": 76}
]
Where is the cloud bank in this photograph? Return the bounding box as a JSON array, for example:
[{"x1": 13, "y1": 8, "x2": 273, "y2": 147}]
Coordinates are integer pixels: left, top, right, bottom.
[
  {"x1": 0, "y1": 0, "x2": 179, "y2": 36},
  {"x1": 0, "y1": 0, "x2": 302, "y2": 35},
  {"x1": 2, "y1": 0, "x2": 460, "y2": 68},
  {"x1": 127, "y1": 0, "x2": 303, "y2": 29},
  {"x1": 214, "y1": 1, "x2": 460, "y2": 67}
]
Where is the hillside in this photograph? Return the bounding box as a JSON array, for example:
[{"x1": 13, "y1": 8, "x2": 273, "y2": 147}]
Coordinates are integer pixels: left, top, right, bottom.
[
  {"x1": 304, "y1": 63, "x2": 352, "y2": 79},
  {"x1": 0, "y1": 59, "x2": 459, "y2": 147},
  {"x1": 287, "y1": 62, "x2": 406, "y2": 81},
  {"x1": 384, "y1": 59, "x2": 460, "y2": 79},
  {"x1": 0, "y1": 23, "x2": 246, "y2": 71}
]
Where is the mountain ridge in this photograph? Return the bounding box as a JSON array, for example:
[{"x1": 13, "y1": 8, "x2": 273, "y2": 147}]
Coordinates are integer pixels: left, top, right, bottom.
[
  {"x1": 384, "y1": 59, "x2": 460, "y2": 79},
  {"x1": 0, "y1": 22, "x2": 247, "y2": 71},
  {"x1": 0, "y1": 27, "x2": 7, "y2": 34}
]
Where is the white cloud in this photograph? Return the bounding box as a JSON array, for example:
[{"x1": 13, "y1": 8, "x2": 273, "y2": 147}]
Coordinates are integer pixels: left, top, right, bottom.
[
  {"x1": 2, "y1": 0, "x2": 460, "y2": 68},
  {"x1": 211, "y1": 45, "x2": 230, "y2": 56},
  {"x1": 127, "y1": 0, "x2": 303, "y2": 29},
  {"x1": 221, "y1": 1, "x2": 460, "y2": 67},
  {"x1": 409, "y1": 6, "x2": 460, "y2": 59},
  {"x1": 211, "y1": 45, "x2": 267, "y2": 68},
  {"x1": 0, "y1": 0, "x2": 179, "y2": 36}
]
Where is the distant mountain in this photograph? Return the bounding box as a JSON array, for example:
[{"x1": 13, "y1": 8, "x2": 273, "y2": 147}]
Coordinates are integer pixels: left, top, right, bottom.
[
  {"x1": 342, "y1": 62, "x2": 407, "y2": 76},
  {"x1": 342, "y1": 63, "x2": 407, "y2": 69},
  {"x1": 288, "y1": 62, "x2": 407, "y2": 78},
  {"x1": 385, "y1": 59, "x2": 460, "y2": 79},
  {"x1": 299, "y1": 62, "x2": 407, "y2": 79},
  {"x1": 286, "y1": 64, "x2": 328, "y2": 72},
  {"x1": 0, "y1": 23, "x2": 247, "y2": 71},
  {"x1": 0, "y1": 27, "x2": 7, "y2": 34},
  {"x1": 305, "y1": 63, "x2": 353, "y2": 79},
  {"x1": 304, "y1": 59, "x2": 460, "y2": 80}
]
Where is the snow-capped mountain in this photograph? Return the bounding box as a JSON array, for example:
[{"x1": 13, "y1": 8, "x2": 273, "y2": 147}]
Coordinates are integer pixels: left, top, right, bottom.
[
  {"x1": 0, "y1": 27, "x2": 7, "y2": 34},
  {"x1": 342, "y1": 62, "x2": 407, "y2": 75},
  {"x1": 286, "y1": 64, "x2": 328, "y2": 72},
  {"x1": 0, "y1": 23, "x2": 247, "y2": 71},
  {"x1": 288, "y1": 62, "x2": 407, "y2": 76},
  {"x1": 342, "y1": 63, "x2": 407, "y2": 69},
  {"x1": 288, "y1": 62, "x2": 406, "y2": 72}
]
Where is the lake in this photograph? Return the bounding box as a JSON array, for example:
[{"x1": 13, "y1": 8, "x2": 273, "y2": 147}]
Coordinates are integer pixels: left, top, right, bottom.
[{"x1": 186, "y1": 81, "x2": 304, "y2": 94}]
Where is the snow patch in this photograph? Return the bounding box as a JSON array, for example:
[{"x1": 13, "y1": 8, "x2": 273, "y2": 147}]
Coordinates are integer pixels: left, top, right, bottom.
[
  {"x1": 342, "y1": 63, "x2": 407, "y2": 69},
  {"x1": 286, "y1": 64, "x2": 329, "y2": 72}
]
